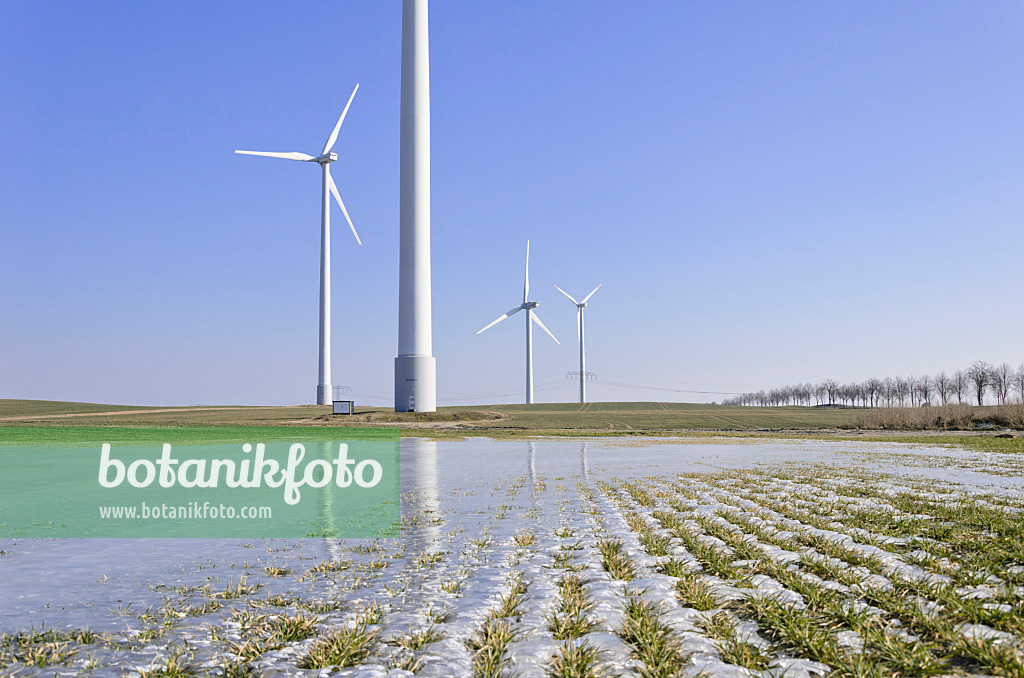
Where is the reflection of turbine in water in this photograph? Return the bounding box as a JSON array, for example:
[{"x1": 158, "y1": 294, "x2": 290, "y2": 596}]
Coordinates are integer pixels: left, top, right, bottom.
[
  {"x1": 401, "y1": 439, "x2": 440, "y2": 552},
  {"x1": 313, "y1": 440, "x2": 349, "y2": 564},
  {"x1": 580, "y1": 440, "x2": 589, "y2": 477},
  {"x1": 526, "y1": 440, "x2": 541, "y2": 517},
  {"x1": 527, "y1": 441, "x2": 536, "y2": 486},
  {"x1": 312, "y1": 441, "x2": 336, "y2": 533}
]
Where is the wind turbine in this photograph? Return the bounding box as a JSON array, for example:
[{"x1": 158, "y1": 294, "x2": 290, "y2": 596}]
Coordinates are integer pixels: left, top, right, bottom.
[
  {"x1": 554, "y1": 283, "x2": 601, "y2": 404},
  {"x1": 235, "y1": 84, "x2": 362, "y2": 406},
  {"x1": 477, "y1": 241, "x2": 559, "y2": 404}
]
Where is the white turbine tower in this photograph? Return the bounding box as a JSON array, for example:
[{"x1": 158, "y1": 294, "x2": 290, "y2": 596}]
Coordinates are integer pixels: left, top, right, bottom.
[
  {"x1": 477, "y1": 241, "x2": 560, "y2": 404},
  {"x1": 554, "y1": 283, "x2": 601, "y2": 404},
  {"x1": 395, "y1": 0, "x2": 437, "y2": 412},
  {"x1": 235, "y1": 84, "x2": 362, "y2": 405}
]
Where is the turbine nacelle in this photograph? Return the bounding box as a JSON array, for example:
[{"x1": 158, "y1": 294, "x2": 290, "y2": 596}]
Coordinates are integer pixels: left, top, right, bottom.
[
  {"x1": 317, "y1": 152, "x2": 339, "y2": 164},
  {"x1": 524, "y1": 301, "x2": 539, "y2": 310}
]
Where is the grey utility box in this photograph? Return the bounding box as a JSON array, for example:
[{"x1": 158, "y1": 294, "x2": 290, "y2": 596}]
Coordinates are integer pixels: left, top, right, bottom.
[{"x1": 332, "y1": 400, "x2": 354, "y2": 415}]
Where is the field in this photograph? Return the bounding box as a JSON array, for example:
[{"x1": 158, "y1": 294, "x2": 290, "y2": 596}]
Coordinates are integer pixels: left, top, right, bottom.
[
  {"x1": 2, "y1": 437, "x2": 1024, "y2": 677},
  {"x1": 0, "y1": 398, "x2": 992, "y2": 433},
  {"x1": 3, "y1": 399, "x2": 1022, "y2": 457},
  {"x1": 0, "y1": 398, "x2": 868, "y2": 431},
  {"x1": 2, "y1": 402, "x2": 1023, "y2": 676},
  {"x1": 443, "y1": 403, "x2": 865, "y2": 433}
]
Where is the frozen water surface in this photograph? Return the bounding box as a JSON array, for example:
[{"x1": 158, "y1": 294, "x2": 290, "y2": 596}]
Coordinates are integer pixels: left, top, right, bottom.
[{"x1": 1, "y1": 436, "x2": 1022, "y2": 676}]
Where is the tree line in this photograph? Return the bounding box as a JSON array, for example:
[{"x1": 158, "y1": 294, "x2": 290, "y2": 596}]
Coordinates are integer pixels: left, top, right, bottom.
[{"x1": 723, "y1": 361, "x2": 1024, "y2": 408}]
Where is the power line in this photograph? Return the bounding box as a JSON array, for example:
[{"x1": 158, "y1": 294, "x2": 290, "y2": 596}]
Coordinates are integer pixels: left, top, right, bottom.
[
  {"x1": 591, "y1": 379, "x2": 745, "y2": 396},
  {"x1": 347, "y1": 378, "x2": 745, "y2": 405},
  {"x1": 436, "y1": 381, "x2": 568, "y2": 403},
  {"x1": 346, "y1": 381, "x2": 574, "y2": 405},
  {"x1": 638, "y1": 376, "x2": 769, "y2": 389}
]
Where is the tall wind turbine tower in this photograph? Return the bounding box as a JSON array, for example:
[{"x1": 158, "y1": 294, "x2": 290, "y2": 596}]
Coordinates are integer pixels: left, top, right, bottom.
[
  {"x1": 554, "y1": 284, "x2": 601, "y2": 404},
  {"x1": 477, "y1": 242, "x2": 560, "y2": 404},
  {"x1": 395, "y1": 0, "x2": 437, "y2": 412},
  {"x1": 235, "y1": 85, "x2": 362, "y2": 406}
]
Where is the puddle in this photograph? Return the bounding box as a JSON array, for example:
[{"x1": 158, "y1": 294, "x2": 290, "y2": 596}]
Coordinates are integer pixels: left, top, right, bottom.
[{"x1": 1, "y1": 436, "x2": 1020, "y2": 676}]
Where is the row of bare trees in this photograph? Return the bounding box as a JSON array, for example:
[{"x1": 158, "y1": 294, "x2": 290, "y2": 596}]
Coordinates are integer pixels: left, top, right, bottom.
[{"x1": 723, "y1": 361, "x2": 1024, "y2": 408}]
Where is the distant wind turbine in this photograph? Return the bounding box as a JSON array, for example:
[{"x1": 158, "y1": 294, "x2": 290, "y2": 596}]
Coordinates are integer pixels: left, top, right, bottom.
[
  {"x1": 235, "y1": 84, "x2": 362, "y2": 405},
  {"x1": 554, "y1": 283, "x2": 601, "y2": 404},
  {"x1": 477, "y1": 241, "x2": 559, "y2": 404}
]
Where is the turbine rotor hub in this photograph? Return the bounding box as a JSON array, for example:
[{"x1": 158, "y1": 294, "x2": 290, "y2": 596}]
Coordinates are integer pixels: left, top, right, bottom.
[{"x1": 524, "y1": 301, "x2": 539, "y2": 309}]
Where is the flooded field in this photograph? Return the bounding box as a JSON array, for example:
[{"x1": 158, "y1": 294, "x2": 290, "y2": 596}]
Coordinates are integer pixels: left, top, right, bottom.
[{"x1": 2, "y1": 437, "x2": 1023, "y2": 677}]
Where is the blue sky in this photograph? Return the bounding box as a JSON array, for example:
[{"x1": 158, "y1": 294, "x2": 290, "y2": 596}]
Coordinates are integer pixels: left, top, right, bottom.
[{"x1": 2, "y1": 1, "x2": 1022, "y2": 407}]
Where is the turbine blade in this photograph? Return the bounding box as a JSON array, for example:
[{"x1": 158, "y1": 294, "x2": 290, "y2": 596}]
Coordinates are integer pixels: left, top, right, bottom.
[
  {"x1": 477, "y1": 306, "x2": 523, "y2": 334},
  {"x1": 553, "y1": 284, "x2": 579, "y2": 305},
  {"x1": 328, "y1": 173, "x2": 361, "y2": 245},
  {"x1": 235, "y1": 150, "x2": 316, "y2": 161},
  {"x1": 322, "y1": 83, "x2": 360, "y2": 155},
  {"x1": 577, "y1": 307, "x2": 581, "y2": 346},
  {"x1": 532, "y1": 312, "x2": 559, "y2": 344},
  {"x1": 580, "y1": 284, "x2": 602, "y2": 304},
  {"x1": 523, "y1": 240, "x2": 530, "y2": 303}
]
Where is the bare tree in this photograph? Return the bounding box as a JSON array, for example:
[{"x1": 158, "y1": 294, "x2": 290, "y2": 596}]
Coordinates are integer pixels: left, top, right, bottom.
[
  {"x1": 1014, "y1": 364, "x2": 1024, "y2": 404},
  {"x1": 934, "y1": 371, "x2": 952, "y2": 405},
  {"x1": 952, "y1": 370, "x2": 968, "y2": 404},
  {"x1": 864, "y1": 378, "x2": 880, "y2": 407},
  {"x1": 822, "y1": 379, "x2": 839, "y2": 406},
  {"x1": 894, "y1": 376, "x2": 909, "y2": 407},
  {"x1": 847, "y1": 383, "x2": 864, "y2": 409},
  {"x1": 992, "y1": 362, "x2": 1013, "y2": 404},
  {"x1": 918, "y1": 375, "x2": 933, "y2": 406},
  {"x1": 883, "y1": 377, "x2": 896, "y2": 407},
  {"x1": 966, "y1": 361, "x2": 992, "y2": 407}
]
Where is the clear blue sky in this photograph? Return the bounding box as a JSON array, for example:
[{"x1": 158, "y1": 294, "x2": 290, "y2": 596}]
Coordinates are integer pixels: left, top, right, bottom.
[{"x1": 2, "y1": 2, "x2": 1022, "y2": 407}]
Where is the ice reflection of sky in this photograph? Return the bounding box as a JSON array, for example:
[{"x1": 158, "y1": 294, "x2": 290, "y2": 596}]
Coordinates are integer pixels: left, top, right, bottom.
[{"x1": 1, "y1": 436, "x2": 1019, "y2": 633}]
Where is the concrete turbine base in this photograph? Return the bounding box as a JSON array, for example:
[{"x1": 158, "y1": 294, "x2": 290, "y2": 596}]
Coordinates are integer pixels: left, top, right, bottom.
[
  {"x1": 317, "y1": 384, "x2": 332, "y2": 406},
  {"x1": 395, "y1": 355, "x2": 436, "y2": 412}
]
